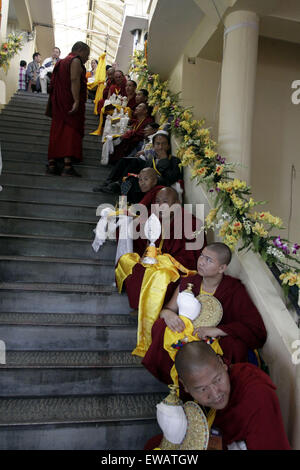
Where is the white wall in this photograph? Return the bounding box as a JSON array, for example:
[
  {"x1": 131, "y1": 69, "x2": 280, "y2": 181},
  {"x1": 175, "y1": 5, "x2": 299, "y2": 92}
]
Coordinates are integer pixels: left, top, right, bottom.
[
  {"x1": 252, "y1": 37, "x2": 300, "y2": 243},
  {"x1": 168, "y1": 51, "x2": 300, "y2": 449}
]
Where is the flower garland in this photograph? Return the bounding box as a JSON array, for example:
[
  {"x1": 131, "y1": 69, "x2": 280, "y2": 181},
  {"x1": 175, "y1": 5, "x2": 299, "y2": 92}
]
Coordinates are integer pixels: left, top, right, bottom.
[
  {"x1": 130, "y1": 50, "x2": 300, "y2": 298},
  {"x1": 0, "y1": 33, "x2": 23, "y2": 72}
]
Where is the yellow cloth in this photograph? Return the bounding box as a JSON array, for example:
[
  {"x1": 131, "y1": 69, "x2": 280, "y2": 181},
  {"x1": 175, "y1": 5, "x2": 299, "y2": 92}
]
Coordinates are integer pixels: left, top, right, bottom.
[
  {"x1": 115, "y1": 252, "x2": 196, "y2": 358},
  {"x1": 87, "y1": 53, "x2": 106, "y2": 115},
  {"x1": 163, "y1": 316, "x2": 223, "y2": 389},
  {"x1": 90, "y1": 104, "x2": 133, "y2": 136}
]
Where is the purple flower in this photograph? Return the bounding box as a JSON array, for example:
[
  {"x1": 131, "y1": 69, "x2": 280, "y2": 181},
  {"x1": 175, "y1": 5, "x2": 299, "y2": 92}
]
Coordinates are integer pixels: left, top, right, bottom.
[
  {"x1": 292, "y1": 243, "x2": 300, "y2": 254},
  {"x1": 175, "y1": 118, "x2": 180, "y2": 128},
  {"x1": 209, "y1": 189, "x2": 214, "y2": 193},
  {"x1": 281, "y1": 244, "x2": 290, "y2": 255},
  {"x1": 273, "y1": 236, "x2": 283, "y2": 248},
  {"x1": 216, "y1": 154, "x2": 226, "y2": 164}
]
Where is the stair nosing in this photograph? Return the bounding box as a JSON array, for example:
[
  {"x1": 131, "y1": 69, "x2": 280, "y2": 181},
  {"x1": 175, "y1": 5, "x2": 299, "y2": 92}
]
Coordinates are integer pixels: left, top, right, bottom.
[
  {"x1": 0, "y1": 183, "x2": 111, "y2": 197},
  {"x1": 1, "y1": 171, "x2": 104, "y2": 185},
  {"x1": 0, "y1": 214, "x2": 97, "y2": 226},
  {"x1": 0, "y1": 255, "x2": 114, "y2": 266},
  {"x1": 0, "y1": 282, "x2": 118, "y2": 293}
]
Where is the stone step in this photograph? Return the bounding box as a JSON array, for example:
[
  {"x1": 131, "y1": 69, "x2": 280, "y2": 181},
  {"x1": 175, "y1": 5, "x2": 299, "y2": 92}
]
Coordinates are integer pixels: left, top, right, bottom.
[
  {"x1": 0, "y1": 185, "x2": 117, "y2": 206},
  {"x1": 0, "y1": 325, "x2": 135, "y2": 352},
  {"x1": 0, "y1": 312, "x2": 136, "y2": 350},
  {"x1": 2, "y1": 159, "x2": 110, "y2": 180},
  {"x1": 0, "y1": 283, "x2": 130, "y2": 315},
  {"x1": 0, "y1": 216, "x2": 98, "y2": 239},
  {"x1": 0, "y1": 234, "x2": 115, "y2": 261},
  {"x1": 0, "y1": 255, "x2": 115, "y2": 285},
  {"x1": 0, "y1": 120, "x2": 101, "y2": 141},
  {"x1": 9, "y1": 94, "x2": 96, "y2": 110},
  {"x1": 1, "y1": 106, "x2": 99, "y2": 125},
  {"x1": 0, "y1": 171, "x2": 107, "y2": 191},
  {"x1": 0, "y1": 199, "x2": 98, "y2": 222},
  {"x1": 0, "y1": 393, "x2": 163, "y2": 450},
  {"x1": 1, "y1": 150, "x2": 105, "y2": 168},
  {"x1": 0, "y1": 351, "x2": 167, "y2": 397},
  {"x1": 0, "y1": 140, "x2": 101, "y2": 158},
  {"x1": 0, "y1": 132, "x2": 101, "y2": 151},
  {"x1": 0, "y1": 116, "x2": 98, "y2": 135}
]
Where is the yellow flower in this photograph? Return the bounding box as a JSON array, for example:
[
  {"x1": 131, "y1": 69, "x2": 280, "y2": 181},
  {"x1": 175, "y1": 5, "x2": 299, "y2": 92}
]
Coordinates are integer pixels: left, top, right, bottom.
[
  {"x1": 279, "y1": 272, "x2": 299, "y2": 287},
  {"x1": 252, "y1": 222, "x2": 268, "y2": 238},
  {"x1": 196, "y1": 167, "x2": 208, "y2": 177},
  {"x1": 180, "y1": 120, "x2": 193, "y2": 134},
  {"x1": 230, "y1": 193, "x2": 244, "y2": 210},
  {"x1": 182, "y1": 110, "x2": 192, "y2": 120},
  {"x1": 258, "y1": 211, "x2": 283, "y2": 228},
  {"x1": 231, "y1": 221, "x2": 243, "y2": 234},
  {"x1": 232, "y1": 179, "x2": 248, "y2": 191},
  {"x1": 224, "y1": 235, "x2": 239, "y2": 251},
  {"x1": 204, "y1": 147, "x2": 217, "y2": 159},
  {"x1": 219, "y1": 221, "x2": 230, "y2": 238},
  {"x1": 217, "y1": 181, "x2": 233, "y2": 193},
  {"x1": 205, "y1": 209, "x2": 218, "y2": 228},
  {"x1": 215, "y1": 165, "x2": 224, "y2": 176},
  {"x1": 196, "y1": 128, "x2": 210, "y2": 139}
]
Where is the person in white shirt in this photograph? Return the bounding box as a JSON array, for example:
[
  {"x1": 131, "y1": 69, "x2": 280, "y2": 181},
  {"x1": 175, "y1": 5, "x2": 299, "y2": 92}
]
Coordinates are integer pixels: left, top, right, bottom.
[{"x1": 40, "y1": 47, "x2": 61, "y2": 93}]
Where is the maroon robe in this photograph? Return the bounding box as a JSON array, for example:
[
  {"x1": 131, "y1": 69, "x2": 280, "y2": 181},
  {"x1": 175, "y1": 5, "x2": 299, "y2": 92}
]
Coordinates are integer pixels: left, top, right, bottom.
[
  {"x1": 109, "y1": 116, "x2": 154, "y2": 164},
  {"x1": 124, "y1": 210, "x2": 204, "y2": 309},
  {"x1": 96, "y1": 78, "x2": 115, "y2": 114},
  {"x1": 142, "y1": 273, "x2": 267, "y2": 384},
  {"x1": 127, "y1": 94, "x2": 137, "y2": 111},
  {"x1": 108, "y1": 79, "x2": 127, "y2": 98},
  {"x1": 144, "y1": 363, "x2": 291, "y2": 450},
  {"x1": 48, "y1": 53, "x2": 87, "y2": 162}
]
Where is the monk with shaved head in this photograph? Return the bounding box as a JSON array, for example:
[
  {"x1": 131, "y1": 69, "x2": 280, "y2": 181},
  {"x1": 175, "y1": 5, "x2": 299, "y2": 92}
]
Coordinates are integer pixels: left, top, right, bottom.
[
  {"x1": 176, "y1": 341, "x2": 290, "y2": 449},
  {"x1": 145, "y1": 341, "x2": 291, "y2": 450},
  {"x1": 115, "y1": 186, "x2": 204, "y2": 358},
  {"x1": 142, "y1": 242, "x2": 267, "y2": 385}
]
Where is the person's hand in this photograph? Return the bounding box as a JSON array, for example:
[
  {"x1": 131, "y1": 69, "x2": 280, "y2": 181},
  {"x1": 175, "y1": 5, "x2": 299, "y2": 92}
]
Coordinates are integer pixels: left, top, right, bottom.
[
  {"x1": 69, "y1": 101, "x2": 79, "y2": 114},
  {"x1": 193, "y1": 327, "x2": 226, "y2": 340},
  {"x1": 160, "y1": 309, "x2": 185, "y2": 333},
  {"x1": 136, "y1": 151, "x2": 144, "y2": 157}
]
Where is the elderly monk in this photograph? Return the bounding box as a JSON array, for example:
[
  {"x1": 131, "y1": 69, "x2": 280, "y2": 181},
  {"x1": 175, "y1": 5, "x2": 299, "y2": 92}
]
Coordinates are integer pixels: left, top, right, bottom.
[
  {"x1": 142, "y1": 242, "x2": 267, "y2": 384},
  {"x1": 115, "y1": 187, "x2": 203, "y2": 358},
  {"x1": 47, "y1": 41, "x2": 90, "y2": 177},
  {"x1": 146, "y1": 342, "x2": 291, "y2": 450}
]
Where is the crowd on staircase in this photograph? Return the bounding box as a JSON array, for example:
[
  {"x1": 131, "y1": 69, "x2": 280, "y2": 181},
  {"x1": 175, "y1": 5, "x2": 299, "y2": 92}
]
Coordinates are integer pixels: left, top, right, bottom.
[{"x1": 10, "y1": 39, "x2": 292, "y2": 451}]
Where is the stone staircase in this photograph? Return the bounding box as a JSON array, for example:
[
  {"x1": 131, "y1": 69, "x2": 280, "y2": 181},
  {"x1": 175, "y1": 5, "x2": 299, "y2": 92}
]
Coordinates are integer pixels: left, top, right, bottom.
[{"x1": 0, "y1": 91, "x2": 166, "y2": 450}]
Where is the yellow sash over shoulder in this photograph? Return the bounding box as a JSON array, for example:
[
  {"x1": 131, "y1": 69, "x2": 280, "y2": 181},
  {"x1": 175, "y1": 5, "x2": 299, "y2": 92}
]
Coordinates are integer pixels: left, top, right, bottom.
[{"x1": 115, "y1": 251, "x2": 196, "y2": 358}]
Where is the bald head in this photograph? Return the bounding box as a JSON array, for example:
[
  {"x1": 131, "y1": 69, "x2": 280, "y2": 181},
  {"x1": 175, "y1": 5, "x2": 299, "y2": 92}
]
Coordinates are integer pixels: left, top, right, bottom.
[
  {"x1": 175, "y1": 341, "x2": 230, "y2": 409},
  {"x1": 205, "y1": 242, "x2": 232, "y2": 266},
  {"x1": 156, "y1": 187, "x2": 179, "y2": 205},
  {"x1": 175, "y1": 341, "x2": 220, "y2": 382},
  {"x1": 138, "y1": 168, "x2": 158, "y2": 193}
]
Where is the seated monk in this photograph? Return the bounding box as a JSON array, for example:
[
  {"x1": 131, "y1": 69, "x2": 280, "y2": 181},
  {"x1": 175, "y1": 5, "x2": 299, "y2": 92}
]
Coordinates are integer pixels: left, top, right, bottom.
[
  {"x1": 107, "y1": 69, "x2": 127, "y2": 99},
  {"x1": 98, "y1": 130, "x2": 183, "y2": 195},
  {"x1": 109, "y1": 103, "x2": 154, "y2": 164},
  {"x1": 92, "y1": 123, "x2": 159, "y2": 194},
  {"x1": 142, "y1": 242, "x2": 267, "y2": 385},
  {"x1": 125, "y1": 79, "x2": 137, "y2": 110},
  {"x1": 115, "y1": 187, "x2": 204, "y2": 358},
  {"x1": 96, "y1": 66, "x2": 115, "y2": 114},
  {"x1": 145, "y1": 342, "x2": 291, "y2": 450}
]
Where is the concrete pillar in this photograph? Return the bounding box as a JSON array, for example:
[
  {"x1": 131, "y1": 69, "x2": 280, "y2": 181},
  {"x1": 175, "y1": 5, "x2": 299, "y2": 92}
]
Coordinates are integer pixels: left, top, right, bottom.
[
  {"x1": 0, "y1": 0, "x2": 10, "y2": 42},
  {"x1": 218, "y1": 10, "x2": 259, "y2": 183}
]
